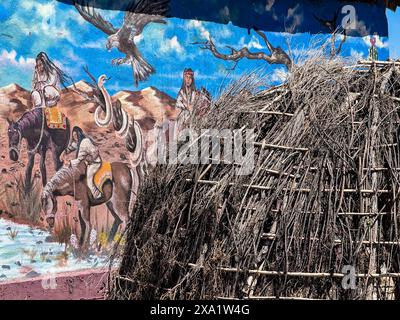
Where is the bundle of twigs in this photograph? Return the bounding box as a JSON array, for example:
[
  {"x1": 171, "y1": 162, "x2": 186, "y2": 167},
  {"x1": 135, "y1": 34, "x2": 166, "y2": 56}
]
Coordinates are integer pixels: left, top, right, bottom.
[{"x1": 107, "y1": 53, "x2": 400, "y2": 300}]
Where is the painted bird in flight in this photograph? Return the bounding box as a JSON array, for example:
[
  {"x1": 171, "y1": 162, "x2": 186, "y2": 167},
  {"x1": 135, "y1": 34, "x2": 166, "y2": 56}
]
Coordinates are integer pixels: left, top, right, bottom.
[{"x1": 74, "y1": 0, "x2": 169, "y2": 86}]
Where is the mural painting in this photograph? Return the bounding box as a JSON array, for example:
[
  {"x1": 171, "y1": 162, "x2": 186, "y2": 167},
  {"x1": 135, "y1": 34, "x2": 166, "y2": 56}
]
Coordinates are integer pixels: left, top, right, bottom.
[{"x1": 0, "y1": 0, "x2": 392, "y2": 296}]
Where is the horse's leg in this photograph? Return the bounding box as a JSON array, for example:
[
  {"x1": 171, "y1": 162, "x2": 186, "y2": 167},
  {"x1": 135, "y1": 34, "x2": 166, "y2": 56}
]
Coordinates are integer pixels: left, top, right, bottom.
[
  {"x1": 111, "y1": 166, "x2": 137, "y2": 237},
  {"x1": 106, "y1": 201, "x2": 122, "y2": 243},
  {"x1": 39, "y1": 148, "x2": 47, "y2": 187},
  {"x1": 78, "y1": 210, "x2": 85, "y2": 246},
  {"x1": 111, "y1": 189, "x2": 130, "y2": 238},
  {"x1": 51, "y1": 143, "x2": 64, "y2": 171},
  {"x1": 77, "y1": 202, "x2": 91, "y2": 249},
  {"x1": 24, "y1": 153, "x2": 35, "y2": 193}
]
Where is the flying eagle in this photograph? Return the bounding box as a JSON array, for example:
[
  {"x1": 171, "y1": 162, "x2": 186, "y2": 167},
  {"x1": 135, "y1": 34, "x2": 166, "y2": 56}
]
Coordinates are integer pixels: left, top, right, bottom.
[{"x1": 74, "y1": 0, "x2": 169, "y2": 86}]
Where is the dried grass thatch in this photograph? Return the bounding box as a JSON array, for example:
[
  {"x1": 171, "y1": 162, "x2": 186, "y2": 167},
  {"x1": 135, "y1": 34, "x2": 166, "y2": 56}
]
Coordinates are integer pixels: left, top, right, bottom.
[{"x1": 107, "y1": 53, "x2": 400, "y2": 300}]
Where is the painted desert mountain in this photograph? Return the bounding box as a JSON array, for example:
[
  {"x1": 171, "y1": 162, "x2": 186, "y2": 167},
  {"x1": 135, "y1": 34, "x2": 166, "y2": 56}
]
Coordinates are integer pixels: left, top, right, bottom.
[
  {"x1": 0, "y1": 81, "x2": 178, "y2": 232},
  {"x1": 0, "y1": 80, "x2": 178, "y2": 168}
]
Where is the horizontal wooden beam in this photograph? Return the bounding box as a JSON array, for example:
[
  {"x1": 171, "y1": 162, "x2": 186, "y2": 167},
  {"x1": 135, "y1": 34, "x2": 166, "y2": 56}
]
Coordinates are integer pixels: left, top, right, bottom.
[
  {"x1": 261, "y1": 233, "x2": 400, "y2": 246},
  {"x1": 203, "y1": 160, "x2": 400, "y2": 175},
  {"x1": 245, "y1": 295, "x2": 324, "y2": 301},
  {"x1": 243, "y1": 110, "x2": 294, "y2": 117},
  {"x1": 294, "y1": 166, "x2": 400, "y2": 172},
  {"x1": 185, "y1": 179, "x2": 392, "y2": 194},
  {"x1": 337, "y1": 212, "x2": 388, "y2": 216},
  {"x1": 188, "y1": 264, "x2": 400, "y2": 278},
  {"x1": 217, "y1": 295, "x2": 324, "y2": 301},
  {"x1": 244, "y1": 207, "x2": 389, "y2": 216},
  {"x1": 357, "y1": 60, "x2": 400, "y2": 66},
  {"x1": 254, "y1": 141, "x2": 309, "y2": 152}
]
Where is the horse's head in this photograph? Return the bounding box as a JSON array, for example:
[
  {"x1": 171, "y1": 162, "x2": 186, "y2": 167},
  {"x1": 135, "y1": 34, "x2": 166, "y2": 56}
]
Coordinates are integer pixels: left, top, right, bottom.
[
  {"x1": 7, "y1": 118, "x2": 21, "y2": 161},
  {"x1": 40, "y1": 164, "x2": 84, "y2": 228},
  {"x1": 41, "y1": 190, "x2": 58, "y2": 228}
]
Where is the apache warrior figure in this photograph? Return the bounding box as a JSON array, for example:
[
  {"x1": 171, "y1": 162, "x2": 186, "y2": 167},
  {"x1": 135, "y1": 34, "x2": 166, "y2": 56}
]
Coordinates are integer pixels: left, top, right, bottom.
[
  {"x1": 67, "y1": 126, "x2": 103, "y2": 200},
  {"x1": 31, "y1": 52, "x2": 73, "y2": 109},
  {"x1": 175, "y1": 68, "x2": 211, "y2": 130},
  {"x1": 7, "y1": 53, "x2": 72, "y2": 193},
  {"x1": 176, "y1": 68, "x2": 197, "y2": 113}
]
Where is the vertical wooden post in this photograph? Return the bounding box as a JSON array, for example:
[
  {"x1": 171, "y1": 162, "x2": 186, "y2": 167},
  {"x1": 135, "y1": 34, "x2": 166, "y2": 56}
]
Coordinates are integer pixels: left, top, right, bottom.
[{"x1": 367, "y1": 62, "x2": 380, "y2": 300}]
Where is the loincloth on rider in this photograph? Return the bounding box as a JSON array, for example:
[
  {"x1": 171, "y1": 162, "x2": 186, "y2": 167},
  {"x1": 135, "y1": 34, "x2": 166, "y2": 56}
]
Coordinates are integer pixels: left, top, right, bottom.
[
  {"x1": 44, "y1": 107, "x2": 67, "y2": 129},
  {"x1": 93, "y1": 161, "x2": 113, "y2": 194}
]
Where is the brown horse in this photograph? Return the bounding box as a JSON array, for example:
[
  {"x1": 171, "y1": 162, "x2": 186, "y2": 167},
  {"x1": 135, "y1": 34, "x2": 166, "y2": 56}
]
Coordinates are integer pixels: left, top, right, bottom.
[{"x1": 41, "y1": 161, "x2": 139, "y2": 246}]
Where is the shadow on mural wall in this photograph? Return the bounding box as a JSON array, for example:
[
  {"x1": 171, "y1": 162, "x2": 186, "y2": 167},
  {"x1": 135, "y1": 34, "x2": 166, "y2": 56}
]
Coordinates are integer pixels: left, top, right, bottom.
[{"x1": 54, "y1": 0, "x2": 389, "y2": 37}]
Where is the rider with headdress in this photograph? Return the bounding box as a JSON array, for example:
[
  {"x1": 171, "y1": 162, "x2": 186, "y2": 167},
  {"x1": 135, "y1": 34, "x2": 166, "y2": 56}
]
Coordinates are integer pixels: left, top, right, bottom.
[
  {"x1": 68, "y1": 126, "x2": 103, "y2": 199},
  {"x1": 175, "y1": 68, "x2": 211, "y2": 132},
  {"x1": 176, "y1": 68, "x2": 198, "y2": 113},
  {"x1": 31, "y1": 52, "x2": 73, "y2": 109}
]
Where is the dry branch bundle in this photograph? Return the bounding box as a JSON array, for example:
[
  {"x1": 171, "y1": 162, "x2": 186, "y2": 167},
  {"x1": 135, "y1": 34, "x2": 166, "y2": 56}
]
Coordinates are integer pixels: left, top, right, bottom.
[{"x1": 108, "y1": 53, "x2": 400, "y2": 300}]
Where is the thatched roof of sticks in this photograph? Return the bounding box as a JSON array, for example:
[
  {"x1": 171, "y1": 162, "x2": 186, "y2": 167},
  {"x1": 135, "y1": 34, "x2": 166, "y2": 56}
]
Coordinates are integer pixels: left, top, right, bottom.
[{"x1": 108, "y1": 56, "x2": 400, "y2": 300}]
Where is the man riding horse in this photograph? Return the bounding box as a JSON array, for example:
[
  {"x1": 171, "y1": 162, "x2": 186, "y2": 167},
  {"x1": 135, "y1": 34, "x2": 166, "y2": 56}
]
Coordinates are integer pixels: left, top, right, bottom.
[
  {"x1": 7, "y1": 52, "x2": 72, "y2": 193},
  {"x1": 66, "y1": 126, "x2": 103, "y2": 199},
  {"x1": 31, "y1": 52, "x2": 72, "y2": 108},
  {"x1": 43, "y1": 125, "x2": 139, "y2": 246},
  {"x1": 33, "y1": 53, "x2": 103, "y2": 199}
]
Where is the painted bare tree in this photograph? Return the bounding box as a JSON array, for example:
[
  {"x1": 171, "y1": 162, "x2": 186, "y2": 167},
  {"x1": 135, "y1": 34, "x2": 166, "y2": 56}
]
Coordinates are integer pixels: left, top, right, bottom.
[
  {"x1": 197, "y1": 29, "x2": 292, "y2": 70},
  {"x1": 313, "y1": 11, "x2": 347, "y2": 58}
]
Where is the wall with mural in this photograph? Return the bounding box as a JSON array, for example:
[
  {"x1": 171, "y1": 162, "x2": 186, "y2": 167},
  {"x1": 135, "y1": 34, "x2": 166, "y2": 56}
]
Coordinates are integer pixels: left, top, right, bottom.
[{"x1": 0, "y1": 0, "x2": 391, "y2": 285}]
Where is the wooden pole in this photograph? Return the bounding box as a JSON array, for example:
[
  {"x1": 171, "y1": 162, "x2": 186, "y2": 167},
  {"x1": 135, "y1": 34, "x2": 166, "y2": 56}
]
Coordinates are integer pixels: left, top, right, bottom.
[
  {"x1": 260, "y1": 233, "x2": 400, "y2": 246},
  {"x1": 185, "y1": 178, "x2": 392, "y2": 194},
  {"x1": 188, "y1": 264, "x2": 400, "y2": 278},
  {"x1": 366, "y1": 61, "x2": 379, "y2": 300}
]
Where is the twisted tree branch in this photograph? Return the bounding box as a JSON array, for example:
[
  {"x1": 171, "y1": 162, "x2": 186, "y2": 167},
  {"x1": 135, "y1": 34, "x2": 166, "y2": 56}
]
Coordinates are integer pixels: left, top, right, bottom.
[
  {"x1": 334, "y1": 29, "x2": 347, "y2": 57},
  {"x1": 196, "y1": 30, "x2": 292, "y2": 70}
]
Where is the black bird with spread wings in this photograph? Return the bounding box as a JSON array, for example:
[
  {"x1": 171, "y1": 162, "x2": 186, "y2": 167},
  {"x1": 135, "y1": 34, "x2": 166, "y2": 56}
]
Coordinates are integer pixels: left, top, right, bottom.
[{"x1": 74, "y1": 0, "x2": 169, "y2": 86}]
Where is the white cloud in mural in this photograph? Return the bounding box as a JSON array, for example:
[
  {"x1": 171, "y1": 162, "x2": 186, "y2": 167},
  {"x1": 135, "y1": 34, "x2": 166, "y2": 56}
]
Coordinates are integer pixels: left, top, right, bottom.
[
  {"x1": 362, "y1": 36, "x2": 388, "y2": 49},
  {"x1": 160, "y1": 36, "x2": 184, "y2": 54},
  {"x1": 248, "y1": 36, "x2": 264, "y2": 50},
  {"x1": 185, "y1": 19, "x2": 234, "y2": 45},
  {"x1": 0, "y1": 50, "x2": 35, "y2": 70},
  {"x1": 186, "y1": 20, "x2": 210, "y2": 40},
  {"x1": 20, "y1": 0, "x2": 57, "y2": 19},
  {"x1": 20, "y1": 0, "x2": 56, "y2": 24},
  {"x1": 64, "y1": 8, "x2": 87, "y2": 26},
  {"x1": 36, "y1": 2, "x2": 57, "y2": 19},
  {"x1": 10, "y1": 0, "x2": 76, "y2": 45},
  {"x1": 194, "y1": 71, "x2": 220, "y2": 80},
  {"x1": 218, "y1": 25, "x2": 233, "y2": 39},
  {"x1": 19, "y1": 0, "x2": 37, "y2": 10},
  {"x1": 81, "y1": 40, "x2": 105, "y2": 49},
  {"x1": 238, "y1": 36, "x2": 265, "y2": 50},
  {"x1": 65, "y1": 49, "x2": 85, "y2": 65}
]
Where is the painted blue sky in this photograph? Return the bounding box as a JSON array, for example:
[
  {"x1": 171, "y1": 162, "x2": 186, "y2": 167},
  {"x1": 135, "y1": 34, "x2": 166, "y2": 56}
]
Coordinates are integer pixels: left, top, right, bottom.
[
  {"x1": 388, "y1": 10, "x2": 400, "y2": 60},
  {"x1": 0, "y1": 0, "x2": 396, "y2": 99}
]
